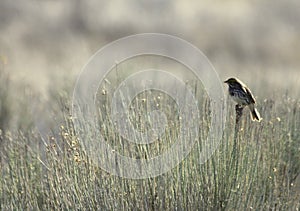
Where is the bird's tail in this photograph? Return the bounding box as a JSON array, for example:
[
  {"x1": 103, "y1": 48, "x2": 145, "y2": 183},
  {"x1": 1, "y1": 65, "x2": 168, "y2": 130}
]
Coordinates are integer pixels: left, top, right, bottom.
[{"x1": 249, "y1": 104, "x2": 262, "y2": 122}]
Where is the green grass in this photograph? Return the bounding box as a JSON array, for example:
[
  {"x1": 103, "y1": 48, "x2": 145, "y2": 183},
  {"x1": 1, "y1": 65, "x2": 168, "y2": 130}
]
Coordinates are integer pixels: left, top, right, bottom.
[{"x1": 0, "y1": 67, "x2": 299, "y2": 210}]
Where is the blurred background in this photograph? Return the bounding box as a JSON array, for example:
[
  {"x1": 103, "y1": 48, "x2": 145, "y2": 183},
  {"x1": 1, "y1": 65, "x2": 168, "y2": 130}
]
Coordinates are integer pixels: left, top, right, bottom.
[{"x1": 0, "y1": 0, "x2": 300, "y2": 98}]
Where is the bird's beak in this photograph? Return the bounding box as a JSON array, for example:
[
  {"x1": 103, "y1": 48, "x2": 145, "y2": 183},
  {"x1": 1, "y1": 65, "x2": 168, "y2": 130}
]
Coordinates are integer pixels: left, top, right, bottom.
[{"x1": 224, "y1": 80, "x2": 228, "y2": 83}]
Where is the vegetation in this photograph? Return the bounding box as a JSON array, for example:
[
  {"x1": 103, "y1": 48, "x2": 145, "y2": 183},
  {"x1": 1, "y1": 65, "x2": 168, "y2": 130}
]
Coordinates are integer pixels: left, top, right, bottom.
[{"x1": 0, "y1": 66, "x2": 299, "y2": 210}]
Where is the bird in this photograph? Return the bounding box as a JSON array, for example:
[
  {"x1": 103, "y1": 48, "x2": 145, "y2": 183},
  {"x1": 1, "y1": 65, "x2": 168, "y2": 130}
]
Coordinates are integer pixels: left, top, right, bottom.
[{"x1": 224, "y1": 77, "x2": 262, "y2": 122}]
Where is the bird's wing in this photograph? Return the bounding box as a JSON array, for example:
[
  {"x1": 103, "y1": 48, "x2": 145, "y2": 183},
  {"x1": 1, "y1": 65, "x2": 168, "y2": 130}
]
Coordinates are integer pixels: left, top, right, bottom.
[{"x1": 245, "y1": 87, "x2": 256, "y2": 104}]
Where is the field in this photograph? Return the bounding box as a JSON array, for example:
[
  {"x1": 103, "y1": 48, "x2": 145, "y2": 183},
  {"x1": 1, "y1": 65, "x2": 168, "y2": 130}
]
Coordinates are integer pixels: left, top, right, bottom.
[
  {"x1": 1, "y1": 1, "x2": 300, "y2": 210},
  {"x1": 0, "y1": 62, "x2": 299, "y2": 210}
]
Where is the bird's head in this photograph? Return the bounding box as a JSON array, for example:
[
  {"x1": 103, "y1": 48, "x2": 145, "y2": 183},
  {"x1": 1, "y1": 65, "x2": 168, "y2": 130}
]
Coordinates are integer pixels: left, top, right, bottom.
[{"x1": 224, "y1": 78, "x2": 239, "y2": 85}]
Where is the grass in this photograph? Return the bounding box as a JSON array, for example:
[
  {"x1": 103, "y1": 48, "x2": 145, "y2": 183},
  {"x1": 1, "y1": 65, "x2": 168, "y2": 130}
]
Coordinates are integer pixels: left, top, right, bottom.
[{"x1": 0, "y1": 66, "x2": 299, "y2": 210}]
